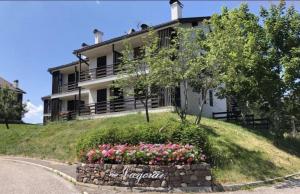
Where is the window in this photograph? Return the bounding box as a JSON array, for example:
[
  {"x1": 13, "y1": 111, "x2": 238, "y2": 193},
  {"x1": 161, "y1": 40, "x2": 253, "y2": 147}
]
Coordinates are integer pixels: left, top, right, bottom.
[
  {"x1": 96, "y1": 56, "x2": 107, "y2": 77},
  {"x1": 133, "y1": 47, "x2": 143, "y2": 59},
  {"x1": 209, "y1": 90, "x2": 213, "y2": 107},
  {"x1": 158, "y1": 27, "x2": 174, "y2": 48},
  {"x1": 113, "y1": 51, "x2": 122, "y2": 64},
  {"x1": 97, "y1": 56, "x2": 107, "y2": 67},
  {"x1": 192, "y1": 21, "x2": 198, "y2": 27},
  {"x1": 113, "y1": 51, "x2": 122, "y2": 74}
]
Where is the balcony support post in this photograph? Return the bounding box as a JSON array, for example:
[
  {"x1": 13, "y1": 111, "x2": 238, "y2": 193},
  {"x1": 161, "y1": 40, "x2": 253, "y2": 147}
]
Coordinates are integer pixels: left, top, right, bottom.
[
  {"x1": 74, "y1": 94, "x2": 77, "y2": 115},
  {"x1": 112, "y1": 44, "x2": 115, "y2": 73},
  {"x1": 79, "y1": 54, "x2": 82, "y2": 81},
  {"x1": 75, "y1": 66, "x2": 78, "y2": 83},
  {"x1": 112, "y1": 44, "x2": 115, "y2": 61},
  {"x1": 76, "y1": 53, "x2": 89, "y2": 66},
  {"x1": 78, "y1": 87, "x2": 81, "y2": 116}
]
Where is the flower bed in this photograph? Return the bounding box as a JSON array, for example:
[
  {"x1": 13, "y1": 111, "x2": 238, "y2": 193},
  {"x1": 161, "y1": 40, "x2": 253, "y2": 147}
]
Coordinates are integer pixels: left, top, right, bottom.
[
  {"x1": 83, "y1": 143, "x2": 206, "y2": 165},
  {"x1": 77, "y1": 143, "x2": 211, "y2": 190}
]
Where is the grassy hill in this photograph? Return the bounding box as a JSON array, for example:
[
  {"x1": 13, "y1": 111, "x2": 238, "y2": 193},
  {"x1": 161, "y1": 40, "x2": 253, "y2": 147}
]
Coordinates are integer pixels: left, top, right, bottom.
[{"x1": 0, "y1": 112, "x2": 299, "y2": 184}]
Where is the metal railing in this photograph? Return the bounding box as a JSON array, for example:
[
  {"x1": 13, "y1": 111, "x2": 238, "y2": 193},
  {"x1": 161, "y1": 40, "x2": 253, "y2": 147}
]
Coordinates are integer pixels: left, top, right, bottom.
[{"x1": 79, "y1": 63, "x2": 121, "y2": 82}]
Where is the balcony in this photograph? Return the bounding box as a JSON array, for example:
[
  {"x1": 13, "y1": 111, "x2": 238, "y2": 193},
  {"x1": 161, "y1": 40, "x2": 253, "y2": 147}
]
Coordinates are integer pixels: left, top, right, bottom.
[
  {"x1": 79, "y1": 63, "x2": 120, "y2": 83},
  {"x1": 51, "y1": 82, "x2": 80, "y2": 99},
  {"x1": 79, "y1": 95, "x2": 173, "y2": 116},
  {"x1": 57, "y1": 82, "x2": 78, "y2": 93},
  {"x1": 59, "y1": 111, "x2": 77, "y2": 121}
]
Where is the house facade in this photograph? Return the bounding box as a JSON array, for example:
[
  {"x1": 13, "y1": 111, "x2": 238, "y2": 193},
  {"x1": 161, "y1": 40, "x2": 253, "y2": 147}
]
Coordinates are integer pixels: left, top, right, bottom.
[
  {"x1": 0, "y1": 77, "x2": 25, "y2": 123},
  {"x1": 42, "y1": 0, "x2": 227, "y2": 124}
]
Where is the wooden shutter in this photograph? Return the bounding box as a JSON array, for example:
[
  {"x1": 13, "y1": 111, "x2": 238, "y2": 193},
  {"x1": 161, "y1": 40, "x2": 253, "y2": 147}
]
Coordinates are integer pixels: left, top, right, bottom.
[
  {"x1": 158, "y1": 27, "x2": 175, "y2": 48},
  {"x1": 51, "y1": 98, "x2": 60, "y2": 121},
  {"x1": 52, "y1": 71, "x2": 60, "y2": 94}
]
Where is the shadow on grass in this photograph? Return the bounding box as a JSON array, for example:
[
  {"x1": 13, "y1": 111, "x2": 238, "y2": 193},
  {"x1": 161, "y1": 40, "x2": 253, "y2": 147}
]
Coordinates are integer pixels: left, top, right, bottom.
[
  {"x1": 201, "y1": 124, "x2": 286, "y2": 181},
  {"x1": 240, "y1": 126, "x2": 300, "y2": 158}
]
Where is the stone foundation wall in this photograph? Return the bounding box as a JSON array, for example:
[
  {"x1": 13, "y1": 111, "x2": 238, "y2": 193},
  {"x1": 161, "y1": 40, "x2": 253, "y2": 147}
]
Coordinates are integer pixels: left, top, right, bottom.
[{"x1": 76, "y1": 163, "x2": 212, "y2": 189}]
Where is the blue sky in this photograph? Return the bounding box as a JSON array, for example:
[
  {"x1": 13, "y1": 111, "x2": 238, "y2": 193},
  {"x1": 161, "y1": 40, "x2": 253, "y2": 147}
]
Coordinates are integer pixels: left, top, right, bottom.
[{"x1": 0, "y1": 1, "x2": 299, "y2": 123}]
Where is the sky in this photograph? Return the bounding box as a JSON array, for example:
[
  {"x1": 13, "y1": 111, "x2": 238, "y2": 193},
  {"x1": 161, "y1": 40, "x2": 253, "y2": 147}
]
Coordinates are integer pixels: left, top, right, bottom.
[{"x1": 0, "y1": 0, "x2": 299, "y2": 124}]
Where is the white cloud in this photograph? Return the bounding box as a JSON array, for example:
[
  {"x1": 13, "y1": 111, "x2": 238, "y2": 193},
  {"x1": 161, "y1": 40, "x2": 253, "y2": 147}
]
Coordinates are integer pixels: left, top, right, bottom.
[{"x1": 23, "y1": 101, "x2": 43, "y2": 124}]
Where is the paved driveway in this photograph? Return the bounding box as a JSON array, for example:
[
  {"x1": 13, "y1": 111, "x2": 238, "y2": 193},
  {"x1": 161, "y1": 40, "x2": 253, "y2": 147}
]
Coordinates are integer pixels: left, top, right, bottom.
[
  {"x1": 213, "y1": 177, "x2": 300, "y2": 194},
  {"x1": 0, "y1": 159, "x2": 80, "y2": 194},
  {"x1": 1, "y1": 157, "x2": 299, "y2": 194},
  {"x1": 76, "y1": 176, "x2": 300, "y2": 194}
]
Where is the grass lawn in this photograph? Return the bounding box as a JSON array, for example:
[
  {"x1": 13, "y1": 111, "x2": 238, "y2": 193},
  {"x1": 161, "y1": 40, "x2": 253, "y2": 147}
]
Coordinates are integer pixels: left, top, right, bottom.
[{"x1": 0, "y1": 112, "x2": 299, "y2": 184}]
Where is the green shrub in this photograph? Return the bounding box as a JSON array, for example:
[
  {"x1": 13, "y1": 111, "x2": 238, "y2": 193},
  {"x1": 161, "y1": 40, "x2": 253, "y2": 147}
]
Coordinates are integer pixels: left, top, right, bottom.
[
  {"x1": 76, "y1": 122, "x2": 180, "y2": 156},
  {"x1": 75, "y1": 120, "x2": 215, "y2": 164}
]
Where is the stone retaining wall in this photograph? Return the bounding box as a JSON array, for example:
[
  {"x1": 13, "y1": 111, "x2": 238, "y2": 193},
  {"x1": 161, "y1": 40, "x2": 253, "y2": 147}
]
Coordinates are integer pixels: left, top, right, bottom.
[{"x1": 76, "y1": 163, "x2": 212, "y2": 189}]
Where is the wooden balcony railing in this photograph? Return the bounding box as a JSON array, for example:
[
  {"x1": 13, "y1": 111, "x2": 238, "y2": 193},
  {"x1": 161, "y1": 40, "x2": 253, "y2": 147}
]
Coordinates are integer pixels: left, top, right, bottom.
[
  {"x1": 59, "y1": 111, "x2": 76, "y2": 121},
  {"x1": 79, "y1": 95, "x2": 172, "y2": 116},
  {"x1": 79, "y1": 63, "x2": 121, "y2": 82},
  {"x1": 58, "y1": 82, "x2": 78, "y2": 93}
]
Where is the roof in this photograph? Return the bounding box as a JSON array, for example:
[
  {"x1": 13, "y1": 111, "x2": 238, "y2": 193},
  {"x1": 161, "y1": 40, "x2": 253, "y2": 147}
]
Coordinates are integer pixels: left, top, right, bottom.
[
  {"x1": 47, "y1": 58, "x2": 90, "y2": 73},
  {"x1": 41, "y1": 95, "x2": 51, "y2": 100},
  {"x1": 0, "y1": 77, "x2": 26, "y2": 94},
  {"x1": 48, "y1": 16, "x2": 210, "y2": 72},
  {"x1": 48, "y1": 60, "x2": 79, "y2": 73},
  {"x1": 73, "y1": 16, "x2": 210, "y2": 54}
]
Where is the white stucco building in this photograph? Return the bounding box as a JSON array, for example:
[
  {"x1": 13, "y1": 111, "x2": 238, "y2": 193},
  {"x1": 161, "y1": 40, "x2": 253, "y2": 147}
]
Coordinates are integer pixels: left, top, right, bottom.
[{"x1": 42, "y1": 0, "x2": 227, "y2": 123}]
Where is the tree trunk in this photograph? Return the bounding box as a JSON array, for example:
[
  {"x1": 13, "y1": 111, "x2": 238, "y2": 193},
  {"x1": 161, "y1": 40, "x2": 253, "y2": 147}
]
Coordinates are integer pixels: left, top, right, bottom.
[
  {"x1": 181, "y1": 80, "x2": 188, "y2": 122},
  {"x1": 273, "y1": 111, "x2": 283, "y2": 141},
  {"x1": 145, "y1": 97, "x2": 150, "y2": 123},
  {"x1": 138, "y1": 92, "x2": 150, "y2": 123},
  {"x1": 291, "y1": 116, "x2": 296, "y2": 137},
  {"x1": 5, "y1": 119, "x2": 9, "y2": 129},
  {"x1": 195, "y1": 92, "x2": 207, "y2": 125}
]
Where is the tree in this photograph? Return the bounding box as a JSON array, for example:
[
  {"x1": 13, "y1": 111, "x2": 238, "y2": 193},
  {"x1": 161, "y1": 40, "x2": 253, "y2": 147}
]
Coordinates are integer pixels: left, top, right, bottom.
[
  {"x1": 206, "y1": 4, "x2": 265, "y2": 122},
  {"x1": 152, "y1": 27, "x2": 198, "y2": 123},
  {"x1": 186, "y1": 27, "x2": 223, "y2": 125},
  {"x1": 260, "y1": 1, "x2": 300, "y2": 137},
  {"x1": 153, "y1": 26, "x2": 222, "y2": 124},
  {"x1": 205, "y1": 1, "x2": 300, "y2": 138},
  {"x1": 114, "y1": 29, "x2": 160, "y2": 122},
  {"x1": 0, "y1": 87, "x2": 26, "y2": 129}
]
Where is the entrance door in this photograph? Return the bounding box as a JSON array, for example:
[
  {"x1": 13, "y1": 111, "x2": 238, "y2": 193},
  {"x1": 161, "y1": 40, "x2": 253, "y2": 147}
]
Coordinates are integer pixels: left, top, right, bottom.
[
  {"x1": 96, "y1": 88, "x2": 107, "y2": 114},
  {"x1": 96, "y1": 56, "x2": 107, "y2": 78},
  {"x1": 68, "y1": 73, "x2": 76, "y2": 91},
  {"x1": 67, "y1": 100, "x2": 76, "y2": 120},
  {"x1": 113, "y1": 51, "x2": 122, "y2": 74},
  {"x1": 51, "y1": 98, "x2": 61, "y2": 121},
  {"x1": 52, "y1": 71, "x2": 60, "y2": 94},
  {"x1": 67, "y1": 100, "x2": 75, "y2": 112},
  {"x1": 110, "y1": 88, "x2": 124, "y2": 112}
]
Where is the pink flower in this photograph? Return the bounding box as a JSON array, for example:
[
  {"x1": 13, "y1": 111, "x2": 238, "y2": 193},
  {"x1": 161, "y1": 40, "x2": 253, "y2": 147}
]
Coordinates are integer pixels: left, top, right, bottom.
[
  {"x1": 84, "y1": 142, "x2": 204, "y2": 165},
  {"x1": 102, "y1": 150, "x2": 107, "y2": 156}
]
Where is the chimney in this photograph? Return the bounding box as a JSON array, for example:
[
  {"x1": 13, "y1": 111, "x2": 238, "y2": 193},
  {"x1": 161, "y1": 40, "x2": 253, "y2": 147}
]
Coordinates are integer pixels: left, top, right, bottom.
[
  {"x1": 140, "y1": 24, "x2": 149, "y2": 30},
  {"x1": 13, "y1": 80, "x2": 19, "y2": 88},
  {"x1": 127, "y1": 28, "x2": 136, "y2": 34},
  {"x1": 81, "y1": 42, "x2": 89, "y2": 47},
  {"x1": 93, "y1": 29, "x2": 104, "y2": 44},
  {"x1": 169, "y1": 0, "x2": 183, "y2": 20}
]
